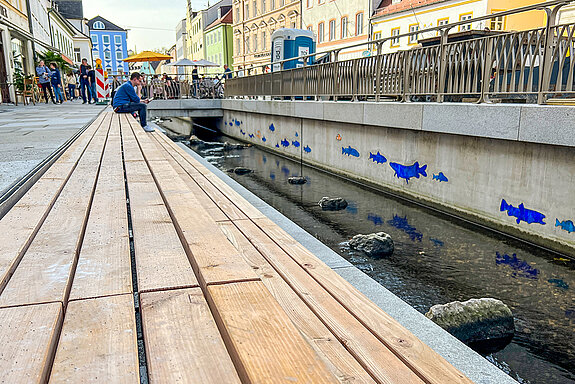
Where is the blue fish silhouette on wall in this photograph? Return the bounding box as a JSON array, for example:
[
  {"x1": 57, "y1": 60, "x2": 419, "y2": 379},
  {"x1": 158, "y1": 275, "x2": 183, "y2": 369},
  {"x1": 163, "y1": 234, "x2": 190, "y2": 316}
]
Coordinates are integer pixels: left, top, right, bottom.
[
  {"x1": 548, "y1": 278, "x2": 569, "y2": 290},
  {"x1": 389, "y1": 162, "x2": 427, "y2": 183},
  {"x1": 295, "y1": 132, "x2": 299, "y2": 137},
  {"x1": 281, "y1": 139, "x2": 290, "y2": 147},
  {"x1": 430, "y1": 237, "x2": 444, "y2": 247},
  {"x1": 387, "y1": 215, "x2": 423, "y2": 241},
  {"x1": 433, "y1": 172, "x2": 449, "y2": 182},
  {"x1": 234, "y1": 120, "x2": 241, "y2": 126},
  {"x1": 240, "y1": 129, "x2": 246, "y2": 135},
  {"x1": 248, "y1": 134, "x2": 255, "y2": 138},
  {"x1": 269, "y1": 123, "x2": 275, "y2": 132},
  {"x1": 369, "y1": 151, "x2": 387, "y2": 164},
  {"x1": 556, "y1": 219, "x2": 575, "y2": 233},
  {"x1": 281, "y1": 166, "x2": 290, "y2": 176},
  {"x1": 262, "y1": 136, "x2": 267, "y2": 142},
  {"x1": 342, "y1": 146, "x2": 360, "y2": 157},
  {"x1": 229, "y1": 122, "x2": 233, "y2": 127},
  {"x1": 262, "y1": 155, "x2": 267, "y2": 163},
  {"x1": 270, "y1": 172, "x2": 276, "y2": 180},
  {"x1": 367, "y1": 213, "x2": 384, "y2": 226},
  {"x1": 496, "y1": 252, "x2": 539, "y2": 279},
  {"x1": 500, "y1": 199, "x2": 546, "y2": 225},
  {"x1": 292, "y1": 140, "x2": 300, "y2": 147},
  {"x1": 303, "y1": 145, "x2": 311, "y2": 153},
  {"x1": 275, "y1": 143, "x2": 280, "y2": 148}
]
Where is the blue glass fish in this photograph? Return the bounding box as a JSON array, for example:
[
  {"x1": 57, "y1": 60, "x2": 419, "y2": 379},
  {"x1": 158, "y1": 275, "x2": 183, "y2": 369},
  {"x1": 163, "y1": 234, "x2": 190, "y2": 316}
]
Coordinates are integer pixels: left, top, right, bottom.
[
  {"x1": 548, "y1": 278, "x2": 569, "y2": 290},
  {"x1": 367, "y1": 213, "x2": 384, "y2": 226},
  {"x1": 248, "y1": 134, "x2": 255, "y2": 138},
  {"x1": 496, "y1": 252, "x2": 539, "y2": 279},
  {"x1": 269, "y1": 123, "x2": 275, "y2": 131},
  {"x1": 500, "y1": 199, "x2": 546, "y2": 225},
  {"x1": 281, "y1": 166, "x2": 290, "y2": 175},
  {"x1": 240, "y1": 129, "x2": 246, "y2": 135},
  {"x1": 229, "y1": 122, "x2": 233, "y2": 126},
  {"x1": 556, "y1": 219, "x2": 575, "y2": 233},
  {"x1": 281, "y1": 139, "x2": 290, "y2": 147},
  {"x1": 292, "y1": 140, "x2": 300, "y2": 147},
  {"x1": 295, "y1": 132, "x2": 299, "y2": 137},
  {"x1": 262, "y1": 155, "x2": 267, "y2": 163},
  {"x1": 433, "y1": 172, "x2": 448, "y2": 182},
  {"x1": 430, "y1": 238, "x2": 444, "y2": 247},
  {"x1": 387, "y1": 215, "x2": 423, "y2": 241},
  {"x1": 275, "y1": 143, "x2": 280, "y2": 148},
  {"x1": 369, "y1": 151, "x2": 387, "y2": 164},
  {"x1": 342, "y1": 146, "x2": 360, "y2": 157},
  {"x1": 303, "y1": 145, "x2": 311, "y2": 153},
  {"x1": 270, "y1": 172, "x2": 276, "y2": 180},
  {"x1": 234, "y1": 120, "x2": 241, "y2": 126},
  {"x1": 262, "y1": 136, "x2": 267, "y2": 142},
  {"x1": 389, "y1": 162, "x2": 427, "y2": 183}
]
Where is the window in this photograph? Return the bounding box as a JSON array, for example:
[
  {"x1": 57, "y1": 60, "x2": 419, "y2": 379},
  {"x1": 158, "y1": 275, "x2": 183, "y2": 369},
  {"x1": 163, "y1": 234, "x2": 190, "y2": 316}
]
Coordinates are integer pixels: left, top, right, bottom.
[
  {"x1": 91, "y1": 34, "x2": 98, "y2": 45},
  {"x1": 116, "y1": 51, "x2": 123, "y2": 60},
  {"x1": 318, "y1": 22, "x2": 324, "y2": 43},
  {"x1": 104, "y1": 50, "x2": 111, "y2": 60},
  {"x1": 253, "y1": 0, "x2": 257, "y2": 15},
  {"x1": 262, "y1": 31, "x2": 267, "y2": 48},
  {"x1": 307, "y1": 25, "x2": 313, "y2": 32},
  {"x1": 307, "y1": 0, "x2": 312, "y2": 8},
  {"x1": 391, "y1": 27, "x2": 400, "y2": 47},
  {"x1": 291, "y1": 21, "x2": 296, "y2": 28},
  {"x1": 459, "y1": 13, "x2": 472, "y2": 31},
  {"x1": 114, "y1": 35, "x2": 122, "y2": 45},
  {"x1": 236, "y1": 38, "x2": 241, "y2": 54},
  {"x1": 341, "y1": 16, "x2": 348, "y2": 39},
  {"x1": 437, "y1": 18, "x2": 449, "y2": 35},
  {"x1": 329, "y1": 19, "x2": 336, "y2": 41},
  {"x1": 93, "y1": 21, "x2": 105, "y2": 29},
  {"x1": 318, "y1": 0, "x2": 325, "y2": 4},
  {"x1": 490, "y1": 12, "x2": 505, "y2": 30},
  {"x1": 245, "y1": 4, "x2": 249, "y2": 19},
  {"x1": 245, "y1": 37, "x2": 250, "y2": 53},
  {"x1": 271, "y1": 0, "x2": 275, "y2": 10},
  {"x1": 236, "y1": 7, "x2": 240, "y2": 22},
  {"x1": 102, "y1": 35, "x2": 110, "y2": 44},
  {"x1": 373, "y1": 32, "x2": 381, "y2": 41},
  {"x1": 254, "y1": 33, "x2": 258, "y2": 51},
  {"x1": 74, "y1": 48, "x2": 81, "y2": 63},
  {"x1": 408, "y1": 24, "x2": 419, "y2": 44},
  {"x1": 355, "y1": 13, "x2": 364, "y2": 35},
  {"x1": 262, "y1": 0, "x2": 266, "y2": 13}
]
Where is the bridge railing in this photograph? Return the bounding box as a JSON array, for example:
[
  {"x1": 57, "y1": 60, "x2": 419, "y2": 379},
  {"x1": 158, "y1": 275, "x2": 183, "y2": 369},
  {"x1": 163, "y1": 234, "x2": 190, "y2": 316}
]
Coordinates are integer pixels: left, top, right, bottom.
[{"x1": 225, "y1": 0, "x2": 575, "y2": 104}]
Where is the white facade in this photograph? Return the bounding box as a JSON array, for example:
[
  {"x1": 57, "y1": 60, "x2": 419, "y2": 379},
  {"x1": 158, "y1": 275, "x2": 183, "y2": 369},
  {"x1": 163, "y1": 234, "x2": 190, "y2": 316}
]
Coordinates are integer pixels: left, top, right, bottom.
[
  {"x1": 29, "y1": 0, "x2": 52, "y2": 50},
  {"x1": 49, "y1": 11, "x2": 75, "y2": 60}
]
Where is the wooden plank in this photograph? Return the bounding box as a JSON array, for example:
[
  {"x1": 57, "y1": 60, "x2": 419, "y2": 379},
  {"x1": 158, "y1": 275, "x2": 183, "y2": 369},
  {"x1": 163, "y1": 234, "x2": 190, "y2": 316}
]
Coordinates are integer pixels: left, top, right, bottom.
[
  {"x1": 0, "y1": 113, "x2": 112, "y2": 307},
  {"x1": 208, "y1": 280, "x2": 338, "y2": 384},
  {"x1": 217, "y1": 221, "x2": 376, "y2": 384},
  {"x1": 0, "y1": 302, "x2": 62, "y2": 383},
  {"x1": 233, "y1": 219, "x2": 424, "y2": 384},
  {"x1": 69, "y1": 115, "x2": 132, "y2": 300},
  {"x1": 128, "y1": 120, "x2": 258, "y2": 286},
  {"x1": 0, "y1": 112, "x2": 107, "y2": 293},
  {"x1": 49, "y1": 294, "x2": 139, "y2": 383},
  {"x1": 252, "y1": 217, "x2": 473, "y2": 384},
  {"x1": 140, "y1": 288, "x2": 241, "y2": 384}
]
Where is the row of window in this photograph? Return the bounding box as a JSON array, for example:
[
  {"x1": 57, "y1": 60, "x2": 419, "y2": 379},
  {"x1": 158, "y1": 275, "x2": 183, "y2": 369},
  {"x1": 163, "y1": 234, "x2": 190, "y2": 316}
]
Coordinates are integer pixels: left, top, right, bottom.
[
  {"x1": 91, "y1": 34, "x2": 123, "y2": 46},
  {"x1": 305, "y1": 0, "x2": 331, "y2": 8},
  {"x1": 207, "y1": 53, "x2": 224, "y2": 65},
  {"x1": 51, "y1": 27, "x2": 73, "y2": 58},
  {"x1": 206, "y1": 30, "x2": 223, "y2": 46},
  {"x1": 93, "y1": 50, "x2": 124, "y2": 61},
  {"x1": 309, "y1": 13, "x2": 364, "y2": 44},
  {"x1": 236, "y1": 0, "x2": 297, "y2": 22}
]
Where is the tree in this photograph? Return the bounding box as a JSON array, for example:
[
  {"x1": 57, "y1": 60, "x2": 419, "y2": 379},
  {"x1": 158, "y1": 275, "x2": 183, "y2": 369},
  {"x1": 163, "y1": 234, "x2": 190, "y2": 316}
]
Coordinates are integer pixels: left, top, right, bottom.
[{"x1": 37, "y1": 51, "x2": 74, "y2": 74}]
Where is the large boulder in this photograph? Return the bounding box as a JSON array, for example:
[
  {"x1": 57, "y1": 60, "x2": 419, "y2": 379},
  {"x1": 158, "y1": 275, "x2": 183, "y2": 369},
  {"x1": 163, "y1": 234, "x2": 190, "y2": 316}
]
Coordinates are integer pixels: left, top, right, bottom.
[
  {"x1": 425, "y1": 298, "x2": 515, "y2": 351},
  {"x1": 288, "y1": 176, "x2": 307, "y2": 184},
  {"x1": 227, "y1": 167, "x2": 253, "y2": 175},
  {"x1": 318, "y1": 197, "x2": 348, "y2": 211},
  {"x1": 348, "y1": 232, "x2": 394, "y2": 257}
]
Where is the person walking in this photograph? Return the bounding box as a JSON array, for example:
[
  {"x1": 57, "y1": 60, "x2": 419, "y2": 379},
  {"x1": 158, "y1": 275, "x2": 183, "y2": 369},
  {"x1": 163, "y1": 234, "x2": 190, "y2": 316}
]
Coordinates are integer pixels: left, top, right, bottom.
[
  {"x1": 223, "y1": 64, "x2": 232, "y2": 79},
  {"x1": 112, "y1": 72, "x2": 153, "y2": 132},
  {"x1": 49, "y1": 63, "x2": 64, "y2": 104},
  {"x1": 36, "y1": 60, "x2": 56, "y2": 104},
  {"x1": 87, "y1": 65, "x2": 98, "y2": 104},
  {"x1": 79, "y1": 58, "x2": 91, "y2": 103},
  {"x1": 66, "y1": 72, "x2": 77, "y2": 100}
]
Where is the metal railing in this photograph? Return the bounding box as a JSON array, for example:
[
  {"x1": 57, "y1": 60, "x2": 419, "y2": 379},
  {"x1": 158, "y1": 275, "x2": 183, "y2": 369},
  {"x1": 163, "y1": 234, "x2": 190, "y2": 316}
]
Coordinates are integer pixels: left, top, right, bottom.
[{"x1": 225, "y1": 0, "x2": 575, "y2": 104}]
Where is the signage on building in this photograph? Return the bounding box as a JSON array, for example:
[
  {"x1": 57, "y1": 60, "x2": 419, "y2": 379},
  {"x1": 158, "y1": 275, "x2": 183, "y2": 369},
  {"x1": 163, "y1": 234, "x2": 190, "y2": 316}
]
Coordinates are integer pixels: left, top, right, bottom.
[{"x1": 254, "y1": 52, "x2": 271, "y2": 58}]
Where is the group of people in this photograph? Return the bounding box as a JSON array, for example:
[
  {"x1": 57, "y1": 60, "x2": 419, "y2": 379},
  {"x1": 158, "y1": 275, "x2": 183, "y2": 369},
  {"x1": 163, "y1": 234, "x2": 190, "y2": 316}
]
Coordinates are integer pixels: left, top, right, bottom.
[{"x1": 35, "y1": 58, "x2": 99, "y2": 104}]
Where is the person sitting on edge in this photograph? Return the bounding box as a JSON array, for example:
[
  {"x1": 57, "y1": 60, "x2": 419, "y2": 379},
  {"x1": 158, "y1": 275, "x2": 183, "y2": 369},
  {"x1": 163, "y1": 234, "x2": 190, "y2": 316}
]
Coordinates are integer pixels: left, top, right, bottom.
[{"x1": 112, "y1": 72, "x2": 154, "y2": 132}]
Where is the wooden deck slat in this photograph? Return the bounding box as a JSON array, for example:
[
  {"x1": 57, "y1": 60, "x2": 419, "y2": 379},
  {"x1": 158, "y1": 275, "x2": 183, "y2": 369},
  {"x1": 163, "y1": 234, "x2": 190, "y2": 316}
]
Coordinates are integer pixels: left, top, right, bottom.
[
  {"x1": 0, "y1": 302, "x2": 62, "y2": 383},
  {"x1": 49, "y1": 294, "x2": 139, "y2": 382},
  {"x1": 140, "y1": 288, "x2": 241, "y2": 384},
  {"x1": 217, "y1": 221, "x2": 377, "y2": 384},
  {"x1": 0, "y1": 113, "x2": 112, "y2": 307},
  {"x1": 69, "y1": 114, "x2": 132, "y2": 301},
  {"x1": 208, "y1": 280, "x2": 339, "y2": 384}
]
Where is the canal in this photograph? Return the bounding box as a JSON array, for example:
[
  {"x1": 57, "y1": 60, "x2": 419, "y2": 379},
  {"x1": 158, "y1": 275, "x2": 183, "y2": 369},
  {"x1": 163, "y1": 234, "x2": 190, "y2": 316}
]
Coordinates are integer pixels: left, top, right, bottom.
[{"x1": 162, "y1": 121, "x2": 575, "y2": 384}]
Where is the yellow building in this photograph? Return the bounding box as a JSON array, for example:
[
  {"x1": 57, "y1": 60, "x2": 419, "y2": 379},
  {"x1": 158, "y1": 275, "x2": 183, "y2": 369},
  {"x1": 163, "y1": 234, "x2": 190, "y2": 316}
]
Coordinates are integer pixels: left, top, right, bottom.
[{"x1": 232, "y1": 0, "x2": 301, "y2": 74}]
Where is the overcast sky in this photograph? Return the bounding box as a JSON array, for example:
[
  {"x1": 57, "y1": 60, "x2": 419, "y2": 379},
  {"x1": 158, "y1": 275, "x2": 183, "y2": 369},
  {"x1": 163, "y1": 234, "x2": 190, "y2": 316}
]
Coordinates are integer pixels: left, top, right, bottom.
[{"x1": 84, "y1": 0, "x2": 208, "y2": 52}]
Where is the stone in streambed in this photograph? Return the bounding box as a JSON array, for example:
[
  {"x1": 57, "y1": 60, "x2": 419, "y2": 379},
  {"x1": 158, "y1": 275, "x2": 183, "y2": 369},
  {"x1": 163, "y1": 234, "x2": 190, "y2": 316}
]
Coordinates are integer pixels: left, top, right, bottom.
[
  {"x1": 318, "y1": 197, "x2": 348, "y2": 211},
  {"x1": 348, "y1": 232, "x2": 394, "y2": 257}
]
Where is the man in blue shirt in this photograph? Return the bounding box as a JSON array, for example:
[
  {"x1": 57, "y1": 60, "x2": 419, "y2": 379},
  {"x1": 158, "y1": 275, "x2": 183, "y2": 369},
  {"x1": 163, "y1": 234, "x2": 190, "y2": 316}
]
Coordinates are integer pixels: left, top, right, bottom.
[{"x1": 112, "y1": 72, "x2": 153, "y2": 132}]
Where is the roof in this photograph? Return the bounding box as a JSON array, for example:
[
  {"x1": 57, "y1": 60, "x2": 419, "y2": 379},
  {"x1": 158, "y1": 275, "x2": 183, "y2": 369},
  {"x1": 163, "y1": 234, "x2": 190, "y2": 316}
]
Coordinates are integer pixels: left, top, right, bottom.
[
  {"x1": 205, "y1": 8, "x2": 233, "y2": 31},
  {"x1": 373, "y1": 0, "x2": 449, "y2": 18},
  {"x1": 87, "y1": 16, "x2": 126, "y2": 31}
]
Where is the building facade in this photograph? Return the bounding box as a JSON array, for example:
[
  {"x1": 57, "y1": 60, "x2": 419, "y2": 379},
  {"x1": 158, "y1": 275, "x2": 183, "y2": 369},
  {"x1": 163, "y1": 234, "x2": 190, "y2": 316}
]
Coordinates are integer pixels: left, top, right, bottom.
[
  {"x1": 205, "y1": 7, "x2": 233, "y2": 74},
  {"x1": 88, "y1": 16, "x2": 129, "y2": 74},
  {"x1": 186, "y1": 0, "x2": 232, "y2": 62},
  {"x1": 175, "y1": 18, "x2": 187, "y2": 76},
  {"x1": 232, "y1": 0, "x2": 302, "y2": 73},
  {"x1": 371, "y1": 0, "x2": 547, "y2": 54},
  {"x1": 49, "y1": 8, "x2": 75, "y2": 64}
]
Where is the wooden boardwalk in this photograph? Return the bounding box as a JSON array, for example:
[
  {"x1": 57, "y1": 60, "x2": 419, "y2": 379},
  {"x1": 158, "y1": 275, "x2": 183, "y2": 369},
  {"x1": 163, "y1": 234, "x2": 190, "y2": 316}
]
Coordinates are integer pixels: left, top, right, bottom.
[{"x1": 0, "y1": 110, "x2": 474, "y2": 383}]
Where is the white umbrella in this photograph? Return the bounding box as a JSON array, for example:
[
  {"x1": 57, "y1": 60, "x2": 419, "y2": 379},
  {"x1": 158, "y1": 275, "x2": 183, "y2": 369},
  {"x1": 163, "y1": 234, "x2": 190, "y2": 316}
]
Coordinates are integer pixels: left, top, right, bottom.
[
  {"x1": 168, "y1": 58, "x2": 197, "y2": 67},
  {"x1": 192, "y1": 59, "x2": 219, "y2": 67}
]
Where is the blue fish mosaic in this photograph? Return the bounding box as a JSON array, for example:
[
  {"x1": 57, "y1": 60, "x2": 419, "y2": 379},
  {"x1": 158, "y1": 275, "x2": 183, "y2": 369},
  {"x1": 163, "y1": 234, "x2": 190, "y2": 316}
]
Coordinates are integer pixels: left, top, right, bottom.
[
  {"x1": 548, "y1": 278, "x2": 569, "y2": 290},
  {"x1": 262, "y1": 136, "x2": 267, "y2": 142},
  {"x1": 387, "y1": 215, "x2": 423, "y2": 241},
  {"x1": 269, "y1": 123, "x2": 275, "y2": 132},
  {"x1": 389, "y1": 162, "x2": 427, "y2": 184},
  {"x1": 262, "y1": 155, "x2": 267, "y2": 163},
  {"x1": 303, "y1": 145, "x2": 311, "y2": 153},
  {"x1": 229, "y1": 122, "x2": 233, "y2": 126},
  {"x1": 281, "y1": 166, "x2": 290, "y2": 176},
  {"x1": 240, "y1": 129, "x2": 246, "y2": 135},
  {"x1": 234, "y1": 120, "x2": 241, "y2": 126},
  {"x1": 292, "y1": 140, "x2": 300, "y2": 148},
  {"x1": 248, "y1": 134, "x2": 255, "y2": 138},
  {"x1": 270, "y1": 172, "x2": 276, "y2": 180},
  {"x1": 275, "y1": 143, "x2": 280, "y2": 148},
  {"x1": 281, "y1": 139, "x2": 290, "y2": 147},
  {"x1": 342, "y1": 146, "x2": 360, "y2": 157},
  {"x1": 495, "y1": 252, "x2": 539, "y2": 279},
  {"x1": 430, "y1": 237, "x2": 444, "y2": 247},
  {"x1": 369, "y1": 151, "x2": 387, "y2": 164},
  {"x1": 556, "y1": 219, "x2": 575, "y2": 233},
  {"x1": 367, "y1": 213, "x2": 384, "y2": 226},
  {"x1": 500, "y1": 199, "x2": 546, "y2": 225},
  {"x1": 295, "y1": 132, "x2": 299, "y2": 137},
  {"x1": 433, "y1": 172, "x2": 449, "y2": 182}
]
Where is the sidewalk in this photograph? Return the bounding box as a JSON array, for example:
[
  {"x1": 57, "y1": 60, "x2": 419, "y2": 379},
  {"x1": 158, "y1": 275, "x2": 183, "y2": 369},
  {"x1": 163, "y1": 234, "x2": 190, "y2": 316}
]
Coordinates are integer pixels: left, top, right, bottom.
[{"x1": 0, "y1": 101, "x2": 106, "y2": 197}]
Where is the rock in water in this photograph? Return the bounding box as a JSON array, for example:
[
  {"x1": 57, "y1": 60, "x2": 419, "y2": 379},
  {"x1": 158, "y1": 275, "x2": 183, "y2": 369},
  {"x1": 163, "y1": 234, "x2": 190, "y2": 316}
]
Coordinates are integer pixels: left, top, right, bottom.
[
  {"x1": 227, "y1": 167, "x2": 253, "y2": 175},
  {"x1": 223, "y1": 142, "x2": 251, "y2": 150},
  {"x1": 318, "y1": 197, "x2": 348, "y2": 211},
  {"x1": 348, "y1": 232, "x2": 394, "y2": 257},
  {"x1": 288, "y1": 176, "x2": 307, "y2": 184},
  {"x1": 425, "y1": 298, "x2": 515, "y2": 350}
]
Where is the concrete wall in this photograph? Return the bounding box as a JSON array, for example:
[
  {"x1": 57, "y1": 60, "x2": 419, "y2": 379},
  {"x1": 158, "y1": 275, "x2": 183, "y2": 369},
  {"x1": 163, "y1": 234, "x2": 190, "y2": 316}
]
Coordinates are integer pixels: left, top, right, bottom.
[{"x1": 219, "y1": 99, "x2": 575, "y2": 255}]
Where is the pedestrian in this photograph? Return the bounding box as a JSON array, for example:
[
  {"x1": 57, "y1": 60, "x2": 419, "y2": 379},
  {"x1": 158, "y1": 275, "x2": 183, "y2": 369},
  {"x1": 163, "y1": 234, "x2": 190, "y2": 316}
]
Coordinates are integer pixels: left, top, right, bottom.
[
  {"x1": 49, "y1": 62, "x2": 64, "y2": 104},
  {"x1": 87, "y1": 65, "x2": 98, "y2": 104},
  {"x1": 223, "y1": 64, "x2": 232, "y2": 79},
  {"x1": 36, "y1": 60, "x2": 56, "y2": 104},
  {"x1": 80, "y1": 58, "x2": 90, "y2": 104},
  {"x1": 237, "y1": 65, "x2": 244, "y2": 77},
  {"x1": 112, "y1": 72, "x2": 153, "y2": 132},
  {"x1": 66, "y1": 71, "x2": 77, "y2": 100},
  {"x1": 191, "y1": 66, "x2": 199, "y2": 97}
]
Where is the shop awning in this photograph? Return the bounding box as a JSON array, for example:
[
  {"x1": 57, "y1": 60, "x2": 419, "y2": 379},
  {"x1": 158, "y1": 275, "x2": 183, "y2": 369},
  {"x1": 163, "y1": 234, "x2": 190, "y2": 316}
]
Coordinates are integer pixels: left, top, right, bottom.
[{"x1": 61, "y1": 54, "x2": 74, "y2": 66}]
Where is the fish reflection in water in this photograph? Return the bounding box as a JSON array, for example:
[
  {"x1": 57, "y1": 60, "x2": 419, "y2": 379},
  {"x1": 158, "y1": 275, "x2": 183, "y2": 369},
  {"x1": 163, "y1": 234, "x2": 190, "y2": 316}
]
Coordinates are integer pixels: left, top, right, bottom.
[
  {"x1": 548, "y1": 278, "x2": 569, "y2": 290},
  {"x1": 367, "y1": 213, "x2": 384, "y2": 226},
  {"x1": 281, "y1": 166, "x2": 290, "y2": 176},
  {"x1": 387, "y1": 215, "x2": 423, "y2": 241},
  {"x1": 496, "y1": 252, "x2": 540, "y2": 279},
  {"x1": 430, "y1": 237, "x2": 445, "y2": 247}
]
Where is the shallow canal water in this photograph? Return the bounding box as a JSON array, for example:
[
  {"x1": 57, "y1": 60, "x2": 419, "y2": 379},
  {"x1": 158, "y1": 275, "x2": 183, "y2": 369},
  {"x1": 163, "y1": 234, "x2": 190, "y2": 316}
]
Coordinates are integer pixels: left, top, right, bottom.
[{"x1": 179, "y1": 128, "x2": 575, "y2": 384}]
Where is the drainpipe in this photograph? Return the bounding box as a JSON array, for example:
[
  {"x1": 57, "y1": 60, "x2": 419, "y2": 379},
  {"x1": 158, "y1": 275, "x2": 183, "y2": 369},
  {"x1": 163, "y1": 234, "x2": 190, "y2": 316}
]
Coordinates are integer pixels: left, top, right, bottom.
[{"x1": 24, "y1": 0, "x2": 37, "y2": 62}]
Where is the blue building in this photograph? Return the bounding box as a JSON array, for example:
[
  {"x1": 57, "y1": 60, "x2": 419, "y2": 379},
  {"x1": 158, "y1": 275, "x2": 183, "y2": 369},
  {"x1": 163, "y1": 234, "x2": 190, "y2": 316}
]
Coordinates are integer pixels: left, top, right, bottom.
[{"x1": 87, "y1": 16, "x2": 129, "y2": 75}]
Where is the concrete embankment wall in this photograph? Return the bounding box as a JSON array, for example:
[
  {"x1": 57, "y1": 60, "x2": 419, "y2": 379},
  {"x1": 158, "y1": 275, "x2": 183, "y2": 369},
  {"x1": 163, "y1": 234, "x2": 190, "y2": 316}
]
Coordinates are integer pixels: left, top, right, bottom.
[{"x1": 219, "y1": 99, "x2": 575, "y2": 255}]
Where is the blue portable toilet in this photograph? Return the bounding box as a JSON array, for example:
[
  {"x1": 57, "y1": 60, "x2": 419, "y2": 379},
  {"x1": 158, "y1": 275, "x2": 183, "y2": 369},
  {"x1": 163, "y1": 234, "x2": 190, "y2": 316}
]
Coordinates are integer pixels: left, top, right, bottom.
[{"x1": 271, "y1": 29, "x2": 316, "y2": 72}]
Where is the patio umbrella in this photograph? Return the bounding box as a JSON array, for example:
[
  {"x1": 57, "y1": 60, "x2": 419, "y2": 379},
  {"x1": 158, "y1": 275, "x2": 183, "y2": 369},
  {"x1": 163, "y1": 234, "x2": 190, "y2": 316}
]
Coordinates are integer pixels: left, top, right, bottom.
[
  {"x1": 168, "y1": 58, "x2": 197, "y2": 67},
  {"x1": 192, "y1": 59, "x2": 219, "y2": 67},
  {"x1": 122, "y1": 50, "x2": 173, "y2": 62}
]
